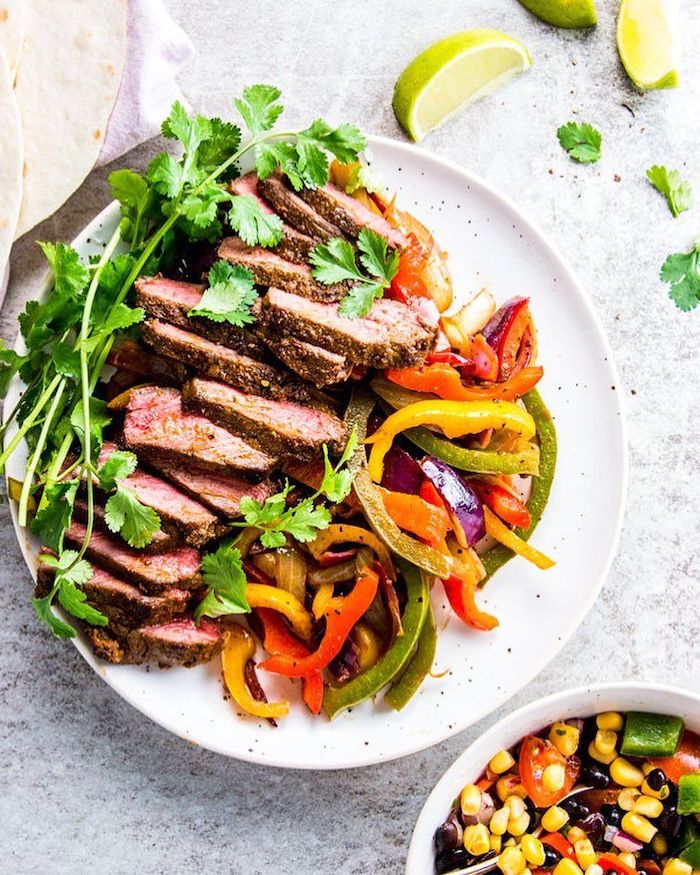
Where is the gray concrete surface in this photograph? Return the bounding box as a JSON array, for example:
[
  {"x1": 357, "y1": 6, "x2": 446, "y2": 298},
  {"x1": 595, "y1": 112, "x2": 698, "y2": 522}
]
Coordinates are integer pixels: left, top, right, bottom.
[{"x1": 1, "y1": 1, "x2": 699, "y2": 872}]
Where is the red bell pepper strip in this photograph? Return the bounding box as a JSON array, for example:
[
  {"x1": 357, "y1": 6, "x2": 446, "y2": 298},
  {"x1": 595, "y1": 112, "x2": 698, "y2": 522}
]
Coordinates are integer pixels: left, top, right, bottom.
[
  {"x1": 597, "y1": 854, "x2": 639, "y2": 875},
  {"x1": 390, "y1": 234, "x2": 429, "y2": 301},
  {"x1": 442, "y1": 572, "x2": 499, "y2": 631},
  {"x1": 499, "y1": 303, "x2": 532, "y2": 380},
  {"x1": 385, "y1": 363, "x2": 543, "y2": 403},
  {"x1": 473, "y1": 481, "x2": 532, "y2": 529},
  {"x1": 260, "y1": 567, "x2": 380, "y2": 677},
  {"x1": 541, "y1": 833, "x2": 577, "y2": 862},
  {"x1": 256, "y1": 608, "x2": 324, "y2": 715}
]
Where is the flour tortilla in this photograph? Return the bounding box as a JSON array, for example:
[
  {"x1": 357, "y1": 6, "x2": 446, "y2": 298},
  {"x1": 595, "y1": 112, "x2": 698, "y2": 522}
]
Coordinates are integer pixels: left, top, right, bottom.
[
  {"x1": 0, "y1": 0, "x2": 25, "y2": 81},
  {"x1": 0, "y1": 44, "x2": 22, "y2": 284},
  {"x1": 13, "y1": 0, "x2": 127, "y2": 238}
]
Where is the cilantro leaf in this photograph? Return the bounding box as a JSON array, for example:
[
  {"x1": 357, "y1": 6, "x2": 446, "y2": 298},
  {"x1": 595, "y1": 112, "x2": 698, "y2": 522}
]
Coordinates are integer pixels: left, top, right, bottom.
[
  {"x1": 279, "y1": 502, "x2": 332, "y2": 544},
  {"x1": 188, "y1": 260, "x2": 258, "y2": 325},
  {"x1": 0, "y1": 340, "x2": 28, "y2": 397},
  {"x1": 92, "y1": 253, "x2": 139, "y2": 325},
  {"x1": 557, "y1": 122, "x2": 602, "y2": 164},
  {"x1": 108, "y1": 169, "x2": 156, "y2": 247},
  {"x1": 309, "y1": 238, "x2": 361, "y2": 284},
  {"x1": 30, "y1": 480, "x2": 78, "y2": 552},
  {"x1": 234, "y1": 84, "x2": 283, "y2": 134},
  {"x1": 194, "y1": 543, "x2": 250, "y2": 619},
  {"x1": 96, "y1": 450, "x2": 138, "y2": 491},
  {"x1": 35, "y1": 551, "x2": 107, "y2": 635},
  {"x1": 255, "y1": 141, "x2": 303, "y2": 189},
  {"x1": 161, "y1": 101, "x2": 211, "y2": 156},
  {"x1": 660, "y1": 246, "x2": 700, "y2": 312},
  {"x1": 104, "y1": 484, "x2": 161, "y2": 549},
  {"x1": 298, "y1": 119, "x2": 367, "y2": 164},
  {"x1": 227, "y1": 195, "x2": 284, "y2": 247},
  {"x1": 180, "y1": 183, "x2": 229, "y2": 229},
  {"x1": 44, "y1": 549, "x2": 94, "y2": 586},
  {"x1": 146, "y1": 152, "x2": 184, "y2": 199},
  {"x1": 321, "y1": 446, "x2": 353, "y2": 504},
  {"x1": 646, "y1": 165, "x2": 692, "y2": 218},
  {"x1": 37, "y1": 242, "x2": 89, "y2": 298},
  {"x1": 338, "y1": 282, "x2": 386, "y2": 319},
  {"x1": 240, "y1": 483, "x2": 292, "y2": 528},
  {"x1": 70, "y1": 397, "x2": 111, "y2": 456},
  {"x1": 32, "y1": 594, "x2": 76, "y2": 638},
  {"x1": 52, "y1": 341, "x2": 81, "y2": 381},
  {"x1": 196, "y1": 118, "x2": 242, "y2": 174},
  {"x1": 57, "y1": 581, "x2": 108, "y2": 626},
  {"x1": 357, "y1": 228, "x2": 399, "y2": 284}
]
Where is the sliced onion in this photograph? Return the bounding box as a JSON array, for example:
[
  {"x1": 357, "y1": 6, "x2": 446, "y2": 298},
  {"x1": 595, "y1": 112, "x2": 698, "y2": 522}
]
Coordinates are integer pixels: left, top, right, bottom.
[
  {"x1": 603, "y1": 825, "x2": 619, "y2": 844},
  {"x1": 463, "y1": 791, "x2": 496, "y2": 827},
  {"x1": 308, "y1": 559, "x2": 356, "y2": 588},
  {"x1": 381, "y1": 444, "x2": 425, "y2": 495},
  {"x1": 420, "y1": 456, "x2": 486, "y2": 547},
  {"x1": 482, "y1": 296, "x2": 528, "y2": 353},
  {"x1": 566, "y1": 718, "x2": 585, "y2": 733},
  {"x1": 274, "y1": 545, "x2": 307, "y2": 604},
  {"x1": 612, "y1": 831, "x2": 643, "y2": 853}
]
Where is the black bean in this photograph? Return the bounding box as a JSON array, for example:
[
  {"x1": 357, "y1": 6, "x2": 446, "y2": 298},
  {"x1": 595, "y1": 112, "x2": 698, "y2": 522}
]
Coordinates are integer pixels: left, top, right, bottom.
[
  {"x1": 543, "y1": 845, "x2": 562, "y2": 868},
  {"x1": 580, "y1": 761, "x2": 611, "y2": 788},
  {"x1": 560, "y1": 797, "x2": 591, "y2": 820},
  {"x1": 434, "y1": 818, "x2": 463, "y2": 854},
  {"x1": 658, "y1": 809, "x2": 683, "y2": 839},
  {"x1": 435, "y1": 848, "x2": 471, "y2": 874},
  {"x1": 601, "y1": 803, "x2": 623, "y2": 828},
  {"x1": 645, "y1": 768, "x2": 666, "y2": 791}
]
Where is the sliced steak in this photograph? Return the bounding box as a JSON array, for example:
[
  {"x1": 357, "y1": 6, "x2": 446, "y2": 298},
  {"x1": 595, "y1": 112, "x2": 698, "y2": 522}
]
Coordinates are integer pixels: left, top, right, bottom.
[
  {"x1": 64, "y1": 520, "x2": 203, "y2": 594},
  {"x1": 123, "y1": 386, "x2": 278, "y2": 475},
  {"x1": 260, "y1": 287, "x2": 436, "y2": 368},
  {"x1": 182, "y1": 377, "x2": 346, "y2": 459},
  {"x1": 230, "y1": 173, "x2": 314, "y2": 264},
  {"x1": 146, "y1": 457, "x2": 276, "y2": 519},
  {"x1": 258, "y1": 171, "x2": 344, "y2": 241},
  {"x1": 267, "y1": 334, "x2": 352, "y2": 386},
  {"x1": 107, "y1": 337, "x2": 189, "y2": 384},
  {"x1": 299, "y1": 182, "x2": 408, "y2": 250},
  {"x1": 73, "y1": 497, "x2": 181, "y2": 553},
  {"x1": 135, "y1": 275, "x2": 267, "y2": 358},
  {"x1": 85, "y1": 616, "x2": 223, "y2": 667},
  {"x1": 218, "y1": 236, "x2": 346, "y2": 302}
]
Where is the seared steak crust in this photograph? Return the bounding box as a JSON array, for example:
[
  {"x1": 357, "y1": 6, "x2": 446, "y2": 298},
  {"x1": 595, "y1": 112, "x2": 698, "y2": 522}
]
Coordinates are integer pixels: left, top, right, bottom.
[
  {"x1": 257, "y1": 171, "x2": 344, "y2": 241},
  {"x1": 265, "y1": 333, "x2": 352, "y2": 386}
]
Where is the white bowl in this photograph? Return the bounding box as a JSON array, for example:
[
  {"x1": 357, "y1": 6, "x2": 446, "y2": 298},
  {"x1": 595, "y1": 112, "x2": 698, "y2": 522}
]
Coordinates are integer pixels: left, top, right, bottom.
[{"x1": 407, "y1": 682, "x2": 700, "y2": 874}]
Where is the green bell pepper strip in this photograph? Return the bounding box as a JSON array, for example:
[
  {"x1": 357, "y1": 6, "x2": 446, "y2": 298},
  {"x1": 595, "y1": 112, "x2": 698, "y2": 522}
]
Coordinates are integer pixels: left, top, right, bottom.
[
  {"x1": 371, "y1": 376, "x2": 540, "y2": 476},
  {"x1": 323, "y1": 557, "x2": 430, "y2": 719},
  {"x1": 480, "y1": 388, "x2": 557, "y2": 582},
  {"x1": 678, "y1": 774, "x2": 700, "y2": 815},
  {"x1": 384, "y1": 602, "x2": 436, "y2": 711},
  {"x1": 346, "y1": 389, "x2": 452, "y2": 579}
]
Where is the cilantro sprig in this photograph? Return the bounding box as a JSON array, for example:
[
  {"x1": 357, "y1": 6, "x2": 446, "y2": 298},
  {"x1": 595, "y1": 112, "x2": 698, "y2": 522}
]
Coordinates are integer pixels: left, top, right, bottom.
[
  {"x1": 32, "y1": 550, "x2": 107, "y2": 639},
  {"x1": 557, "y1": 122, "x2": 602, "y2": 164},
  {"x1": 194, "y1": 543, "x2": 250, "y2": 620},
  {"x1": 310, "y1": 229, "x2": 399, "y2": 318},
  {"x1": 188, "y1": 260, "x2": 258, "y2": 326},
  {"x1": 661, "y1": 238, "x2": 700, "y2": 312},
  {"x1": 646, "y1": 165, "x2": 692, "y2": 218}
]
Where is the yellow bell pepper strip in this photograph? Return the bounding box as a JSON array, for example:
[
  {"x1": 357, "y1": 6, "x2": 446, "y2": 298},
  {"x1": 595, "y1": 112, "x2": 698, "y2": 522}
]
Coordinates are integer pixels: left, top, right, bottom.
[
  {"x1": 483, "y1": 506, "x2": 555, "y2": 570},
  {"x1": 221, "y1": 626, "x2": 290, "y2": 720},
  {"x1": 346, "y1": 390, "x2": 453, "y2": 579},
  {"x1": 384, "y1": 602, "x2": 437, "y2": 711},
  {"x1": 379, "y1": 487, "x2": 451, "y2": 545},
  {"x1": 353, "y1": 621, "x2": 382, "y2": 672},
  {"x1": 308, "y1": 523, "x2": 396, "y2": 582},
  {"x1": 261, "y1": 566, "x2": 380, "y2": 677},
  {"x1": 366, "y1": 399, "x2": 536, "y2": 483},
  {"x1": 312, "y1": 583, "x2": 336, "y2": 619},
  {"x1": 480, "y1": 389, "x2": 557, "y2": 582},
  {"x1": 324, "y1": 558, "x2": 429, "y2": 719},
  {"x1": 385, "y1": 363, "x2": 543, "y2": 403},
  {"x1": 244, "y1": 583, "x2": 313, "y2": 642}
]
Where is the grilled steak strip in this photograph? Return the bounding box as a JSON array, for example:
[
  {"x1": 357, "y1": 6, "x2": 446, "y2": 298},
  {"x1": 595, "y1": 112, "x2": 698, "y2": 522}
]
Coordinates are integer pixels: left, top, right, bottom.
[
  {"x1": 257, "y1": 171, "x2": 344, "y2": 241},
  {"x1": 229, "y1": 173, "x2": 315, "y2": 265},
  {"x1": 260, "y1": 287, "x2": 436, "y2": 369},
  {"x1": 298, "y1": 181, "x2": 408, "y2": 250},
  {"x1": 218, "y1": 236, "x2": 347, "y2": 302},
  {"x1": 135, "y1": 275, "x2": 267, "y2": 358},
  {"x1": 74, "y1": 497, "x2": 181, "y2": 553},
  {"x1": 64, "y1": 520, "x2": 203, "y2": 594},
  {"x1": 123, "y1": 386, "x2": 278, "y2": 475},
  {"x1": 182, "y1": 377, "x2": 347, "y2": 459},
  {"x1": 107, "y1": 337, "x2": 189, "y2": 384},
  {"x1": 265, "y1": 333, "x2": 352, "y2": 386}
]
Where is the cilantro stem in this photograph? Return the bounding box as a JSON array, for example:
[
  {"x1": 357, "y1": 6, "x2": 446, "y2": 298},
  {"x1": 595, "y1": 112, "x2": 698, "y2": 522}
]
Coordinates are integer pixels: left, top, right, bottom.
[
  {"x1": 18, "y1": 383, "x2": 66, "y2": 527},
  {"x1": 0, "y1": 373, "x2": 63, "y2": 471}
]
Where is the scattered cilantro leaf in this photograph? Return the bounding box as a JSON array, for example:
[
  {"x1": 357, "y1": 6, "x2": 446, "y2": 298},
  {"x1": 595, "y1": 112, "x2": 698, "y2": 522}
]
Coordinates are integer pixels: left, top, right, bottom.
[
  {"x1": 96, "y1": 450, "x2": 138, "y2": 491},
  {"x1": 320, "y1": 428, "x2": 358, "y2": 504},
  {"x1": 234, "y1": 84, "x2": 283, "y2": 134},
  {"x1": 32, "y1": 594, "x2": 77, "y2": 638},
  {"x1": 146, "y1": 152, "x2": 184, "y2": 199},
  {"x1": 104, "y1": 484, "x2": 161, "y2": 549},
  {"x1": 194, "y1": 543, "x2": 250, "y2": 619},
  {"x1": 180, "y1": 183, "x2": 229, "y2": 230},
  {"x1": 338, "y1": 282, "x2": 386, "y2": 319},
  {"x1": 357, "y1": 229, "x2": 399, "y2": 284},
  {"x1": 188, "y1": 260, "x2": 258, "y2": 325},
  {"x1": 557, "y1": 122, "x2": 602, "y2": 164},
  {"x1": 37, "y1": 242, "x2": 89, "y2": 298},
  {"x1": 255, "y1": 141, "x2": 303, "y2": 189},
  {"x1": 196, "y1": 118, "x2": 242, "y2": 174},
  {"x1": 34, "y1": 551, "x2": 106, "y2": 637},
  {"x1": 239, "y1": 483, "x2": 292, "y2": 529},
  {"x1": 646, "y1": 165, "x2": 692, "y2": 218},
  {"x1": 57, "y1": 581, "x2": 108, "y2": 626},
  {"x1": 308, "y1": 238, "x2": 359, "y2": 284},
  {"x1": 43, "y1": 549, "x2": 94, "y2": 586},
  {"x1": 227, "y1": 195, "x2": 284, "y2": 247},
  {"x1": 660, "y1": 241, "x2": 700, "y2": 311},
  {"x1": 30, "y1": 480, "x2": 78, "y2": 552}
]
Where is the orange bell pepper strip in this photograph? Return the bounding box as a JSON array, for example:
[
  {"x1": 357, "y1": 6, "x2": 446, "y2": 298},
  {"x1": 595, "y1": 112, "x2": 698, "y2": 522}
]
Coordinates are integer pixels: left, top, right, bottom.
[
  {"x1": 471, "y1": 333, "x2": 499, "y2": 380},
  {"x1": 473, "y1": 481, "x2": 532, "y2": 529},
  {"x1": 256, "y1": 608, "x2": 324, "y2": 715},
  {"x1": 390, "y1": 234, "x2": 429, "y2": 301},
  {"x1": 379, "y1": 487, "x2": 451, "y2": 545},
  {"x1": 442, "y1": 572, "x2": 499, "y2": 631},
  {"x1": 385, "y1": 363, "x2": 543, "y2": 403},
  {"x1": 260, "y1": 567, "x2": 380, "y2": 677}
]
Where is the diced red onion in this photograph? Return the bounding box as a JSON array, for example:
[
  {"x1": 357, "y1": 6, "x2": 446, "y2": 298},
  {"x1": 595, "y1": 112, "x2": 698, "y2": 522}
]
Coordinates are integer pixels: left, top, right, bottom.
[
  {"x1": 462, "y1": 792, "x2": 496, "y2": 827},
  {"x1": 603, "y1": 825, "x2": 619, "y2": 844},
  {"x1": 612, "y1": 831, "x2": 643, "y2": 853},
  {"x1": 566, "y1": 718, "x2": 585, "y2": 733}
]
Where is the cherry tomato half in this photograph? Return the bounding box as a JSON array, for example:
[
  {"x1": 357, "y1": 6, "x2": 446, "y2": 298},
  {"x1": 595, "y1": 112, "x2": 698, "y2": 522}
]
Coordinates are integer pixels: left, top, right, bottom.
[
  {"x1": 519, "y1": 736, "x2": 580, "y2": 807},
  {"x1": 650, "y1": 729, "x2": 700, "y2": 783}
]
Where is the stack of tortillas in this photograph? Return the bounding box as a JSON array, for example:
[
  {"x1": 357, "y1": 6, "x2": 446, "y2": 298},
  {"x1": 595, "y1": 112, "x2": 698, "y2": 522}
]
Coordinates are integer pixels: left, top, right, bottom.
[{"x1": 0, "y1": 0, "x2": 127, "y2": 282}]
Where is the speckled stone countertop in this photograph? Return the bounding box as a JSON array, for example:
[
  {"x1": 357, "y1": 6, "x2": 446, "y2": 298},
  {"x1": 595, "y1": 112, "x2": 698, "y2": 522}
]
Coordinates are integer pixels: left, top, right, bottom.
[{"x1": 1, "y1": 1, "x2": 699, "y2": 872}]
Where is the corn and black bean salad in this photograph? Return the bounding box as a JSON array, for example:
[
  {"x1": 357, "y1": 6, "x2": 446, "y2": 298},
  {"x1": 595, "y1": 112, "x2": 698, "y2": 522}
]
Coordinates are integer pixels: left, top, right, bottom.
[{"x1": 434, "y1": 711, "x2": 700, "y2": 875}]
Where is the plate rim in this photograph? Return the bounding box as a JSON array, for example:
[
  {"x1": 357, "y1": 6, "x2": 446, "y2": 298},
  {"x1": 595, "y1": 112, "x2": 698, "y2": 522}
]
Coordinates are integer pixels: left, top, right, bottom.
[{"x1": 4, "y1": 133, "x2": 629, "y2": 769}]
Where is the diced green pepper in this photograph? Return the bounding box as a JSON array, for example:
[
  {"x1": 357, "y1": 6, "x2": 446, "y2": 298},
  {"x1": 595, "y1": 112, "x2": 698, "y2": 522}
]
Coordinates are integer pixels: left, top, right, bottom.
[
  {"x1": 673, "y1": 817, "x2": 700, "y2": 857},
  {"x1": 678, "y1": 774, "x2": 700, "y2": 815},
  {"x1": 384, "y1": 603, "x2": 437, "y2": 711},
  {"x1": 620, "y1": 712, "x2": 685, "y2": 758},
  {"x1": 681, "y1": 838, "x2": 700, "y2": 868}
]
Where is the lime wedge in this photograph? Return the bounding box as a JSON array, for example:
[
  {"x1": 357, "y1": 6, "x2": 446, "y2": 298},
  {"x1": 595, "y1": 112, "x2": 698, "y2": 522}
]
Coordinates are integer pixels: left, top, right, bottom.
[
  {"x1": 517, "y1": 0, "x2": 597, "y2": 28},
  {"x1": 617, "y1": 0, "x2": 679, "y2": 89},
  {"x1": 392, "y1": 30, "x2": 532, "y2": 142}
]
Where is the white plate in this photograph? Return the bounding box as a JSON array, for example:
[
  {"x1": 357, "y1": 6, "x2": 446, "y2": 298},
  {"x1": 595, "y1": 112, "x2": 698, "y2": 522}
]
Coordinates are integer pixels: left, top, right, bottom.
[
  {"x1": 4, "y1": 135, "x2": 627, "y2": 769},
  {"x1": 406, "y1": 682, "x2": 700, "y2": 874}
]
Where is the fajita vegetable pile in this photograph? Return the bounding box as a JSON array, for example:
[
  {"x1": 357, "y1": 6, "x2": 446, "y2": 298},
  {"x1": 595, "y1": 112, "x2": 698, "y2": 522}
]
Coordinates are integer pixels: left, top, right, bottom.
[{"x1": 0, "y1": 85, "x2": 556, "y2": 722}]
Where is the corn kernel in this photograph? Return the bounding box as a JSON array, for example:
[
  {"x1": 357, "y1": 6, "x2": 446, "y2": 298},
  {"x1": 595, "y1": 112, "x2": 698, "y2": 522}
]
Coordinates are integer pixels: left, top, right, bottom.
[
  {"x1": 597, "y1": 712, "x2": 624, "y2": 731},
  {"x1": 491, "y1": 834, "x2": 503, "y2": 854},
  {"x1": 621, "y1": 811, "x2": 657, "y2": 843},
  {"x1": 585, "y1": 866, "x2": 604, "y2": 875},
  {"x1": 653, "y1": 835, "x2": 668, "y2": 856},
  {"x1": 642, "y1": 762, "x2": 655, "y2": 776},
  {"x1": 595, "y1": 729, "x2": 618, "y2": 756},
  {"x1": 567, "y1": 827, "x2": 587, "y2": 844},
  {"x1": 508, "y1": 813, "x2": 530, "y2": 837},
  {"x1": 618, "y1": 854, "x2": 637, "y2": 870},
  {"x1": 618, "y1": 788, "x2": 641, "y2": 811},
  {"x1": 505, "y1": 796, "x2": 527, "y2": 819},
  {"x1": 491, "y1": 750, "x2": 516, "y2": 775},
  {"x1": 541, "y1": 806, "x2": 569, "y2": 833},
  {"x1": 641, "y1": 777, "x2": 670, "y2": 800},
  {"x1": 588, "y1": 740, "x2": 616, "y2": 765},
  {"x1": 504, "y1": 838, "x2": 517, "y2": 848},
  {"x1": 549, "y1": 722, "x2": 580, "y2": 757},
  {"x1": 497, "y1": 846, "x2": 527, "y2": 875},
  {"x1": 460, "y1": 784, "x2": 483, "y2": 817},
  {"x1": 491, "y1": 807, "x2": 510, "y2": 836},
  {"x1": 497, "y1": 775, "x2": 527, "y2": 801},
  {"x1": 634, "y1": 795, "x2": 664, "y2": 819},
  {"x1": 574, "y1": 838, "x2": 598, "y2": 870},
  {"x1": 543, "y1": 763, "x2": 567, "y2": 793},
  {"x1": 610, "y1": 757, "x2": 645, "y2": 788},
  {"x1": 464, "y1": 823, "x2": 491, "y2": 856},
  {"x1": 553, "y1": 860, "x2": 583, "y2": 875},
  {"x1": 521, "y1": 835, "x2": 545, "y2": 867},
  {"x1": 662, "y1": 860, "x2": 692, "y2": 875}
]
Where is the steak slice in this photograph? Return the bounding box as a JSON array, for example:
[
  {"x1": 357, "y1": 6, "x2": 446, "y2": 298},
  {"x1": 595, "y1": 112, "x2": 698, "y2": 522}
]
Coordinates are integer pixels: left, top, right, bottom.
[
  {"x1": 135, "y1": 275, "x2": 267, "y2": 359},
  {"x1": 218, "y1": 236, "x2": 346, "y2": 302},
  {"x1": 64, "y1": 520, "x2": 203, "y2": 594},
  {"x1": 182, "y1": 377, "x2": 347, "y2": 459},
  {"x1": 299, "y1": 182, "x2": 408, "y2": 250},
  {"x1": 260, "y1": 287, "x2": 436, "y2": 368},
  {"x1": 230, "y1": 173, "x2": 314, "y2": 265},
  {"x1": 146, "y1": 457, "x2": 276, "y2": 519},
  {"x1": 74, "y1": 497, "x2": 181, "y2": 553},
  {"x1": 123, "y1": 386, "x2": 278, "y2": 475},
  {"x1": 267, "y1": 334, "x2": 352, "y2": 386},
  {"x1": 107, "y1": 337, "x2": 189, "y2": 384},
  {"x1": 258, "y1": 171, "x2": 344, "y2": 241},
  {"x1": 85, "y1": 616, "x2": 223, "y2": 667}
]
